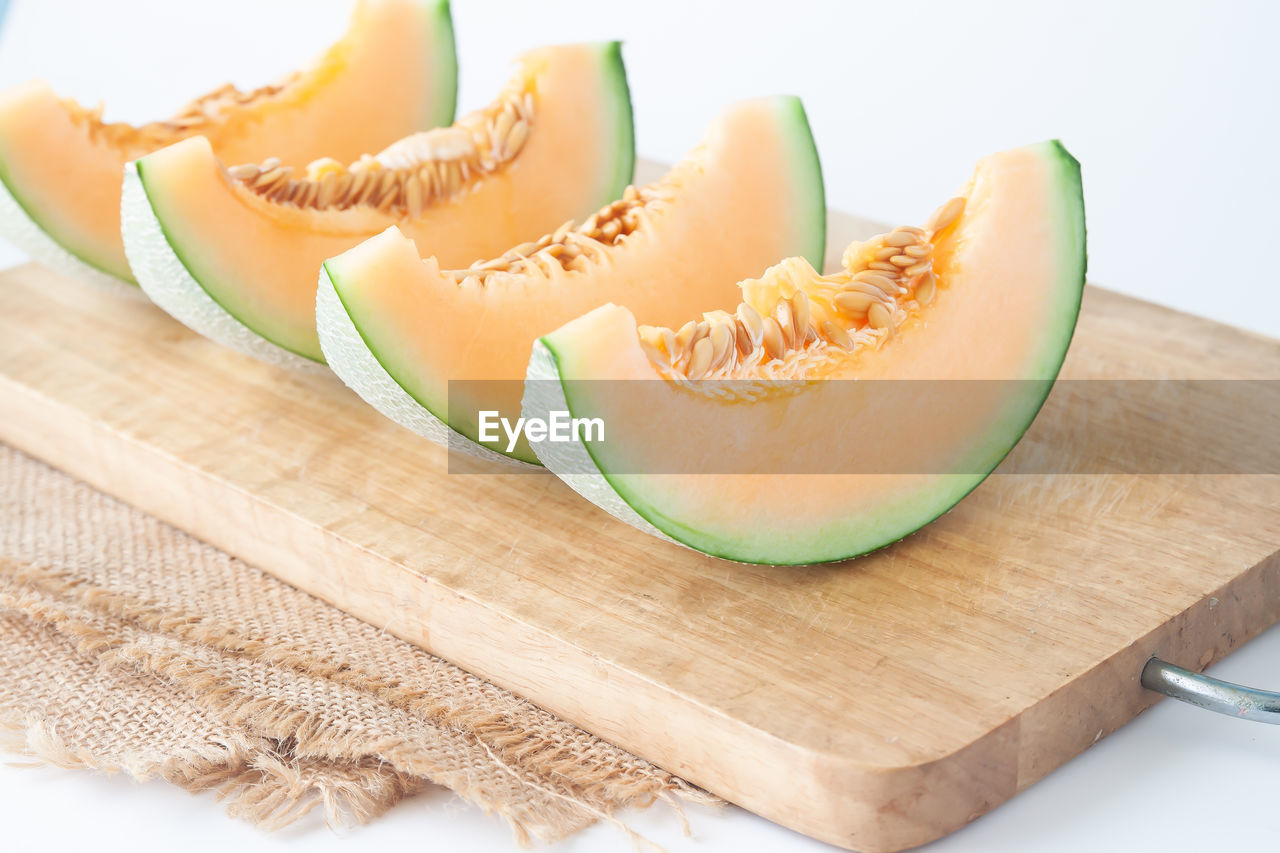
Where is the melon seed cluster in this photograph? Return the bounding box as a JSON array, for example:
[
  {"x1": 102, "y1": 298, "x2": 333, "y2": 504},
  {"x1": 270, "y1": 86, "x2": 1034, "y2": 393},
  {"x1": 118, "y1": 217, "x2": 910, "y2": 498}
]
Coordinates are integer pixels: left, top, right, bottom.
[
  {"x1": 224, "y1": 82, "x2": 536, "y2": 216},
  {"x1": 637, "y1": 196, "x2": 966, "y2": 380},
  {"x1": 68, "y1": 76, "x2": 299, "y2": 152},
  {"x1": 443, "y1": 184, "x2": 661, "y2": 283}
]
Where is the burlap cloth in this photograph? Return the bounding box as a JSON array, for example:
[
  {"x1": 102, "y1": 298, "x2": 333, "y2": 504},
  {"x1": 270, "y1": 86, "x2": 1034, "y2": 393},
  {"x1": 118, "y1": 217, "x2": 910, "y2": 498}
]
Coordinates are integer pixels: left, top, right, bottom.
[{"x1": 0, "y1": 444, "x2": 716, "y2": 843}]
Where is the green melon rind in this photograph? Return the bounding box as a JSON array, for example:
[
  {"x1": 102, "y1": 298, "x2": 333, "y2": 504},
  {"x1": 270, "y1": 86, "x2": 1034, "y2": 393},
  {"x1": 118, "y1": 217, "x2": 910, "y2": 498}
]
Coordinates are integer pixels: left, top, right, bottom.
[
  {"x1": 528, "y1": 140, "x2": 1087, "y2": 565},
  {"x1": 0, "y1": 0, "x2": 457, "y2": 297},
  {"x1": 316, "y1": 262, "x2": 537, "y2": 466},
  {"x1": 328, "y1": 90, "x2": 822, "y2": 468},
  {"x1": 523, "y1": 339, "x2": 682, "y2": 548},
  {"x1": 423, "y1": 0, "x2": 459, "y2": 127},
  {"x1": 598, "y1": 41, "x2": 635, "y2": 211},
  {"x1": 122, "y1": 162, "x2": 324, "y2": 371},
  {"x1": 322, "y1": 238, "x2": 553, "y2": 464},
  {"x1": 0, "y1": 163, "x2": 139, "y2": 294},
  {"x1": 1031, "y1": 140, "x2": 1087, "y2": 375},
  {"x1": 775, "y1": 95, "x2": 826, "y2": 271},
  {"x1": 121, "y1": 0, "x2": 459, "y2": 367},
  {"x1": 317, "y1": 41, "x2": 636, "y2": 465},
  {"x1": 126, "y1": 38, "x2": 624, "y2": 372}
]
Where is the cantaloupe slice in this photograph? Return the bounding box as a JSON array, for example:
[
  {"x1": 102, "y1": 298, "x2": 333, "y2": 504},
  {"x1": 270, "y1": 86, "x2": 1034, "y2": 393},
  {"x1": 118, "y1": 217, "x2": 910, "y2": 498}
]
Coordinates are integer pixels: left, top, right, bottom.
[
  {"x1": 0, "y1": 0, "x2": 456, "y2": 291},
  {"x1": 524, "y1": 141, "x2": 1086, "y2": 564},
  {"x1": 123, "y1": 42, "x2": 634, "y2": 369},
  {"x1": 317, "y1": 96, "x2": 825, "y2": 464}
]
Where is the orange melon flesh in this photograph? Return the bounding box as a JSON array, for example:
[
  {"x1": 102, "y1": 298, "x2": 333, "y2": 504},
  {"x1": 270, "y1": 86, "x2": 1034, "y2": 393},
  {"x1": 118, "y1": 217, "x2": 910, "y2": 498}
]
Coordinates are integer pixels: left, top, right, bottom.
[
  {"x1": 0, "y1": 0, "x2": 456, "y2": 284},
  {"x1": 127, "y1": 42, "x2": 633, "y2": 363},
  {"x1": 318, "y1": 96, "x2": 826, "y2": 463},
  {"x1": 525, "y1": 141, "x2": 1086, "y2": 564}
]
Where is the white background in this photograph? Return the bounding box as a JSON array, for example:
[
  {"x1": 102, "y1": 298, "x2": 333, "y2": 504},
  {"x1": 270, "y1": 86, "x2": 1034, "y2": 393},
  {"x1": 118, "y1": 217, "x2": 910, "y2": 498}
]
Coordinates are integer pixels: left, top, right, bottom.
[{"x1": 0, "y1": 1, "x2": 1277, "y2": 851}]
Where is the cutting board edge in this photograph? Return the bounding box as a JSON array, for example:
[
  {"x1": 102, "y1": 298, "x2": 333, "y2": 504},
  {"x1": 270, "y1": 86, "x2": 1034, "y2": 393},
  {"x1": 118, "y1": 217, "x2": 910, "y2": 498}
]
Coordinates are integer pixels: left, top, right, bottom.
[
  {"x1": 4, "y1": 261, "x2": 1279, "y2": 852},
  {"x1": 4, "y1": 296, "x2": 1279, "y2": 852}
]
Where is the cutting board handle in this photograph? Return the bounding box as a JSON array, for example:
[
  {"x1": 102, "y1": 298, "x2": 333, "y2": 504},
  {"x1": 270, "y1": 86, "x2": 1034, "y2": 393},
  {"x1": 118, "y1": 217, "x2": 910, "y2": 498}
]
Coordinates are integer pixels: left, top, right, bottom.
[{"x1": 1142, "y1": 657, "x2": 1280, "y2": 724}]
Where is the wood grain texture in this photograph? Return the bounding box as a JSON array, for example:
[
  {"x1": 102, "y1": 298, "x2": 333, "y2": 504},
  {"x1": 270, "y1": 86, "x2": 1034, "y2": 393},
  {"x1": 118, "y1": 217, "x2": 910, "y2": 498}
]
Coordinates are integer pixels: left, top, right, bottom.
[{"x1": 1, "y1": 199, "x2": 1277, "y2": 851}]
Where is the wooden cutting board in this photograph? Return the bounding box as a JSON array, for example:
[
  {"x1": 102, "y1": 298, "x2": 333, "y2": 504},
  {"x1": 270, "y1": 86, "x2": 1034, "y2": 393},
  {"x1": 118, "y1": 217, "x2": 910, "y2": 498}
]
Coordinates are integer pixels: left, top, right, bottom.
[{"x1": 1, "y1": 209, "x2": 1277, "y2": 852}]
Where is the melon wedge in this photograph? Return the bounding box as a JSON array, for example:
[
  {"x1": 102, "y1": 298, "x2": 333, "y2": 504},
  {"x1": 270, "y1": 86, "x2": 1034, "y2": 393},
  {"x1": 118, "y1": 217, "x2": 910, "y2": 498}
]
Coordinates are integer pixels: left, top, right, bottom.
[
  {"x1": 318, "y1": 96, "x2": 825, "y2": 464},
  {"x1": 123, "y1": 42, "x2": 634, "y2": 368},
  {"x1": 524, "y1": 141, "x2": 1086, "y2": 564},
  {"x1": 0, "y1": 0, "x2": 456, "y2": 291}
]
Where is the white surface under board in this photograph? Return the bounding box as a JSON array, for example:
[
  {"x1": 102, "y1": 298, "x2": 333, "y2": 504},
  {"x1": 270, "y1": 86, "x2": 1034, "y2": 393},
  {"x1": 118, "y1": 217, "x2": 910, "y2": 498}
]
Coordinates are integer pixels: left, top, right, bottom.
[
  {"x1": 0, "y1": 1, "x2": 1276, "y2": 852},
  {"x1": 2, "y1": 626, "x2": 1277, "y2": 853}
]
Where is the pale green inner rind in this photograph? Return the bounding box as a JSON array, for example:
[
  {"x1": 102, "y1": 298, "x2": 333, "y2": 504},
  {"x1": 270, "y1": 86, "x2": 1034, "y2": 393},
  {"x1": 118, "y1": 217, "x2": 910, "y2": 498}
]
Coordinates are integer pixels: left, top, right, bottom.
[
  {"x1": 523, "y1": 340, "x2": 682, "y2": 545},
  {"x1": 0, "y1": 0, "x2": 459, "y2": 290},
  {"x1": 331, "y1": 42, "x2": 635, "y2": 464},
  {"x1": 541, "y1": 141, "x2": 1087, "y2": 565},
  {"x1": 336, "y1": 253, "x2": 543, "y2": 462},
  {"x1": 131, "y1": 0, "x2": 466, "y2": 365},
  {"x1": 141, "y1": 39, "x2": 627, "y2": 371},
  {"x1": 375, "y1": 85, "x2": 801, "y2": 467},
  {"x1": 134, "y1": 159, "x2": 327, "y2": 363},
  {"x1": 124, "y1": 162, "x2": 322, "y2": 370},
  {"x1": 319, "y1": 260, "x2": 530, "y2": 465},
  {"x1": 323, "y1": 255, "x2": 494, "y2": 453}
]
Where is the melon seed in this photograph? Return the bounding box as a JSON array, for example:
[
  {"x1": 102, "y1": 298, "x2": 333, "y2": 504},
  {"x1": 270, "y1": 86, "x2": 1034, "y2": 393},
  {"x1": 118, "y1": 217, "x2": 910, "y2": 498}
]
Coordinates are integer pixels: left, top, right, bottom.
[
  {"x1": 835, "y1": 290, "x2": 876, "y2": 315},
  {"x1": 256, "y1": 166, "x2": 291, "y2": 191},
  {"x1": 736, "y1": 302, "x2": 764, "y2": 348},
  {"x1": 775, "y1": 300, "x2": 796, "y2": 348},
  {"x1": 927, "y1": 196, "x2": 966, "y2": 233},
  {"x1": 846, "y1": 281, "x2": 895, "y2": 301},
  {"x1": 709, "y1": 321, "x2": 735, "y2": 369},
  {"x1": 315, "y1": 175, "x2": 340, "y2": 209},
  {"x1": 492, "y1": 109, "x2": 516, "y2": 150},
  {"x1": 660, "y1": 327, "x2": 677, "y2": 357},
  {"x1": 915, "y1": 272, "x2": 937, "y2": 305},
  {"x1": 689, "y1": 321, "x2": 711, "y2": 352},
  {"x1": 734, "y1": 320, "x2": 753, "y2": 355},
  {"x1": 761, "y1": 317, "x2": 785, "y2": 360},
  {"x1": 687, "y1": 337, "x2": 714, "y2": 379},
  {"x1": 405, "y1": 176, "x2": 425, "y2": 218},
  {"x1": 504, "y1": 120, "x2": 530, "y2": 159},
  {"x1": 851, "y1": 272, "x2": 899, "y2": 294},
  {"x1": 789, "y1": 292, "x2": 810, "y2": 341},
  {"x1": 673, "y1": 321, "x2": 698, "y2": 365},
  {"x1": 821, "y1": 320, "x2": 854, "y2": 350},
  {"x1": 640, "y1": 340, "x2": 668, "y2": 368}
]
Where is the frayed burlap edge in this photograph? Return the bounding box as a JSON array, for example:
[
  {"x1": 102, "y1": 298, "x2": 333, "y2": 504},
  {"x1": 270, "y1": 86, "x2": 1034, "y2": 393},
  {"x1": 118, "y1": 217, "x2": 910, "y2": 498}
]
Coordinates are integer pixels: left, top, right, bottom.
[
  {"x1": 0, "y1": 555, "x2": 719, "y2": 848},
  {"x1": 0, "y1": 711, "x2": 421, "y2": 831}
]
